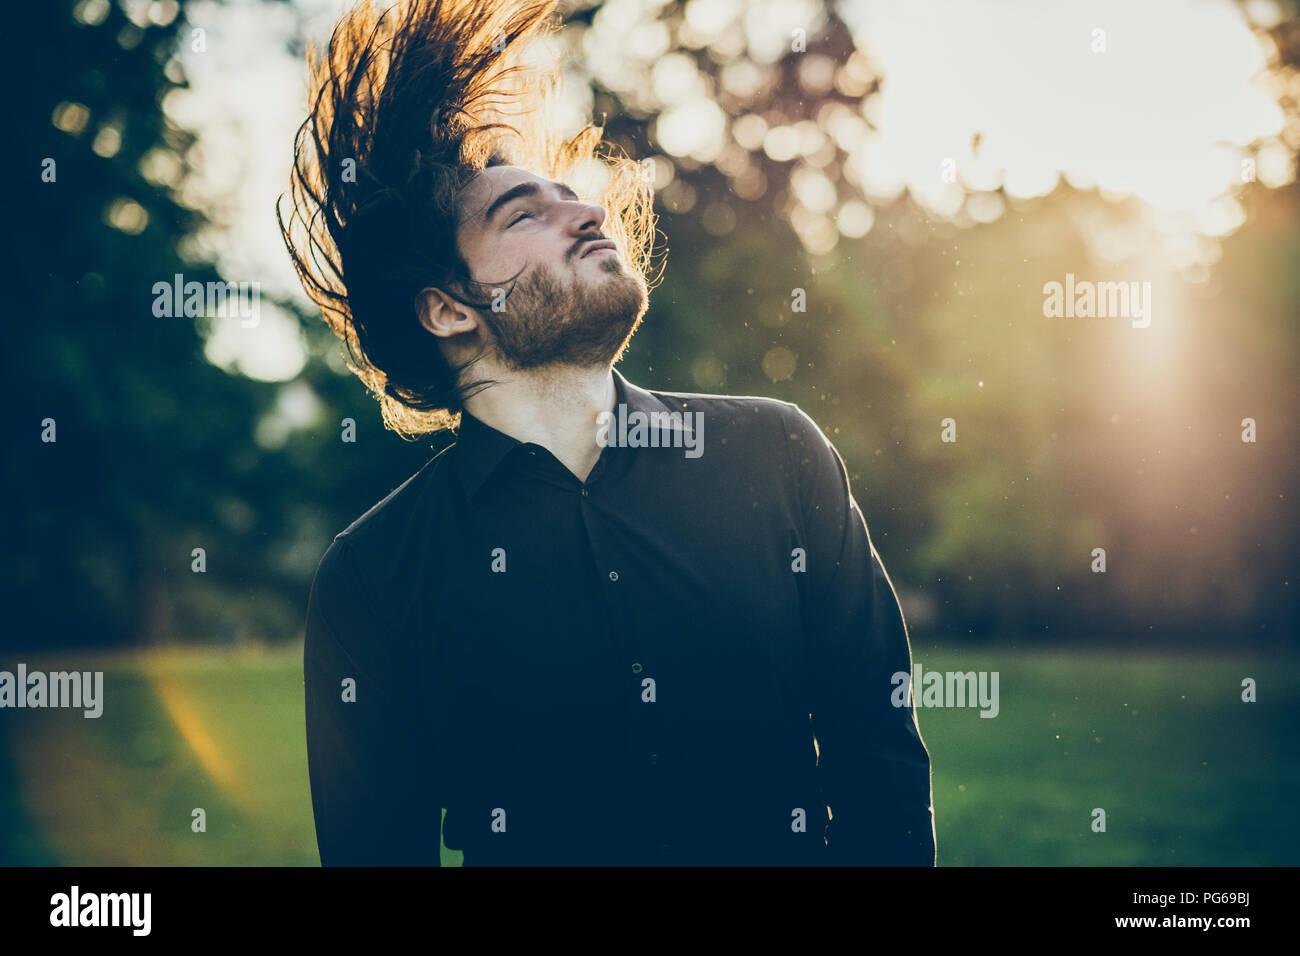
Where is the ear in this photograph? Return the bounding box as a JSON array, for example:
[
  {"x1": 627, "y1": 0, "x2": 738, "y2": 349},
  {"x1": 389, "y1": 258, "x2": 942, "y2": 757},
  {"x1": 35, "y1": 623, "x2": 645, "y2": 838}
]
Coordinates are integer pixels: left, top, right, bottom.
[{"x1": 415, "y1": 287, "x2": 479, "y2": 339}]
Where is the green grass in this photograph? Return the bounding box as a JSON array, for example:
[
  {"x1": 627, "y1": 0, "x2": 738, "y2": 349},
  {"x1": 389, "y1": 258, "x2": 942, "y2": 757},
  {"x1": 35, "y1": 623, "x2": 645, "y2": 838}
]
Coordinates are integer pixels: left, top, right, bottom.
[
  {"x1": 0, "y1": 644, "x2": 459, "y2": 866},
  {"x1": 1, "y1": 641, "x2": 1295, "y2": 865},
  {"x1": 912, "y1": 641, "x2": 1300, "y2": 865}
]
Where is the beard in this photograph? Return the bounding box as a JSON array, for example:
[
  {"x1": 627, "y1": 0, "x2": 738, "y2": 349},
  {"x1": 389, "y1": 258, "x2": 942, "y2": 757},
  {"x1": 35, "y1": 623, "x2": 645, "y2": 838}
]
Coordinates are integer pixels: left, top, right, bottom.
[{"x1": 476, "y1": 252, "x2": 647, "y2": 371}]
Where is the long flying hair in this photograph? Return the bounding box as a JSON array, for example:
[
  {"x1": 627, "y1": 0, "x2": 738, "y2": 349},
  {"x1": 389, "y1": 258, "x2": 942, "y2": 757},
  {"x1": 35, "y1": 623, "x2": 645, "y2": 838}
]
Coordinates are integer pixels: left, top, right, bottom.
[{"x1": 278, "y1": 0, "x2": 657, "y2": 437}]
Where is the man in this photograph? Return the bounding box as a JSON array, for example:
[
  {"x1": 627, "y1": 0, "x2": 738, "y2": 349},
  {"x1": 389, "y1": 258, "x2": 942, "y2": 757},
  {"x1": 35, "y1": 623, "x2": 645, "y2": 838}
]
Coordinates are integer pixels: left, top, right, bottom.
[{"x1": 281, "y1": 0, "x2": 935, "y2": 866}]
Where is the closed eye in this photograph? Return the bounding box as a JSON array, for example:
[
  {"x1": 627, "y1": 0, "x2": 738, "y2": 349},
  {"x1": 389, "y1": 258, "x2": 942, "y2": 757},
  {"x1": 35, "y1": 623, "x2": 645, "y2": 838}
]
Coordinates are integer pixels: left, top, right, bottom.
[{"x1": 508, "y1": 210, "x2": 534, "y2": 226}]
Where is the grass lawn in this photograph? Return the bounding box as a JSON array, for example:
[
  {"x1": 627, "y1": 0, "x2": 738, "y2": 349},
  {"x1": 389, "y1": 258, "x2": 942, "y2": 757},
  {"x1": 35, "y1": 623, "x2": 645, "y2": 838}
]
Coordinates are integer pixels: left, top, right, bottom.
[
  {"x1": 1, "y1": 640, "x2": 1295, "y2": 865},
  {"x1": 909, "y1": 640, "x2": 1299, "y2": 864}
]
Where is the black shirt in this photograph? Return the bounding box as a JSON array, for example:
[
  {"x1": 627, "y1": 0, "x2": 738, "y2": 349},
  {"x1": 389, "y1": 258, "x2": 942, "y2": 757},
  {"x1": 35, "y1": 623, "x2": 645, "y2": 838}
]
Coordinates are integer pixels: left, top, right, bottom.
[{"x1": 303, "y1": 368, "x2": 935, "y2": 866}]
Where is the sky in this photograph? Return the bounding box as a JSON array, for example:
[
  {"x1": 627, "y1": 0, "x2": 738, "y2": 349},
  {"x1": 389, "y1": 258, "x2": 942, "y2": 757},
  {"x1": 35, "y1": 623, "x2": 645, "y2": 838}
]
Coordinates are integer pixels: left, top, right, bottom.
[{"x1": 156, "y1": 0, "x2": 1295, "y2": 384}]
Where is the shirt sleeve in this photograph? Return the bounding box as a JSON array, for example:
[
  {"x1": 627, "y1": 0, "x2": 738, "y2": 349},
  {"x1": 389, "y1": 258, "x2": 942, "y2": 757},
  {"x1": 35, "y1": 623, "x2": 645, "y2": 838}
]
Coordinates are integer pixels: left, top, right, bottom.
[
  {"x1": 782, "y1": 403, "x2": 937, "y2": 866},
  {"x1": 303, "y1": 536, "x2": 442, "y2": 865}
]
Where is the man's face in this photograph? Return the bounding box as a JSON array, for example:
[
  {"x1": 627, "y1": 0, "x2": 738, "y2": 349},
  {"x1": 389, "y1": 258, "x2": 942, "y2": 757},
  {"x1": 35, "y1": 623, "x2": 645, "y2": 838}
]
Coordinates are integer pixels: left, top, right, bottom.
[{"x1": 454, "y1": 165, "x2": 648, "y2": 370}]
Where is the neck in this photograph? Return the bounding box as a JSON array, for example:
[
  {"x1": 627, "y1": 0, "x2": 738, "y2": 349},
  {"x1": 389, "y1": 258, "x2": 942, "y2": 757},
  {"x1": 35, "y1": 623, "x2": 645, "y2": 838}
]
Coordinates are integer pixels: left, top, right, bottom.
[{"x1": 461, "y1": 363, "x2": 617, "y2": 483}]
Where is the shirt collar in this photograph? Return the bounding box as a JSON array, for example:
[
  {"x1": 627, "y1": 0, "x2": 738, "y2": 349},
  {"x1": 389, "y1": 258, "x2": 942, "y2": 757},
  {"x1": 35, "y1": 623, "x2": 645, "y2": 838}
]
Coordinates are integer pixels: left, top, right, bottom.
[{"x1": 453, "y1": 367, "x2": 678, "y2": 501}]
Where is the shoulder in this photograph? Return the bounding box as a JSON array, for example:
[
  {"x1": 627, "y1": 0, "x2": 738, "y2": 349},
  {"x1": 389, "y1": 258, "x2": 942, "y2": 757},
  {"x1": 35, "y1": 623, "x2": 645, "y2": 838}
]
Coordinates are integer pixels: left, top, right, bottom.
[
  {"x1": 643, "y1": 382, "x2": 832, "y2": 462},
  {"x1": 312, "y1": 444, "x2": 456, "y2": 598},
  {"x1": 345, "y1": 443, "x2": 454, "y2": 535},
  {"x1": 639, "y1": 383, "x2": 808, "y2": 442}
]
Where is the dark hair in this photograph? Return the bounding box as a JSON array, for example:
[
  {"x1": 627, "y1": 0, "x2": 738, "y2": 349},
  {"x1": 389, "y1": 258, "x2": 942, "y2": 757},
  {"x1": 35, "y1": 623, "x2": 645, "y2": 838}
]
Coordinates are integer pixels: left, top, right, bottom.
[{"x1": 278, "y1": 0, "x2": 656, "y2": 437}]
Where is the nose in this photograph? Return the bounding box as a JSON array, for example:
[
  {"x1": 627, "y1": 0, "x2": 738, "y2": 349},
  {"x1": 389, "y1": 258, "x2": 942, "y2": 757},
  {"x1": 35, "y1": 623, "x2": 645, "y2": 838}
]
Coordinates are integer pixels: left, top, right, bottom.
[
  {"x1": 566, "y1": 200, "x2": 609, "y2": 261},
  {"x1": 566, "y1": 198, "x2": 607, "y2": 237}
]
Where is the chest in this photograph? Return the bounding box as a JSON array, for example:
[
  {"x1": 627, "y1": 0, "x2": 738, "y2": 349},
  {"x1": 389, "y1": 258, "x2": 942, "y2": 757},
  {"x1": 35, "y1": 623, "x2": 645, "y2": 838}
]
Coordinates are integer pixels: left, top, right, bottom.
[{"x1": 420, "y1": 473, "x2": 809, "y2": 736}]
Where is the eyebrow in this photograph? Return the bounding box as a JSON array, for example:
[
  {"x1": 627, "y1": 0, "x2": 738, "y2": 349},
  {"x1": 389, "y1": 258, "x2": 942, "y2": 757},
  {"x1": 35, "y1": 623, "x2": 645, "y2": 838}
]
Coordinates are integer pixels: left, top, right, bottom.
[{"x1": 482, "y1": 180, "x2": 581, "y2": 226}]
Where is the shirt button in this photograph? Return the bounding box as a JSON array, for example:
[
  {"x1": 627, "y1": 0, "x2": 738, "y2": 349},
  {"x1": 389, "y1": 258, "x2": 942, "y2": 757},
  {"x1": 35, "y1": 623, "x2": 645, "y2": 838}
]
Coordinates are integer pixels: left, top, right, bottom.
[
  {"x1": 608, "y1": 571, "x2": 619, "y2": 581},
  {"x1": 580, "y1": 487, "x2": 589, "y2": 497},
  {"x1": 631, "y1": 662, "x2": 642, "y2": 674},
  {"x1": 648, "y1": 753, "x2": 657, "y2": 765}
]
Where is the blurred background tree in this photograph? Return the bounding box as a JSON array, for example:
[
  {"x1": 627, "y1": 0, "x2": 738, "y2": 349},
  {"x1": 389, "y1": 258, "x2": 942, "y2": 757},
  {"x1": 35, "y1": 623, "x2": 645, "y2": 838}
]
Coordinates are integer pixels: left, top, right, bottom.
[
  {"x1": 7, "y1": 0, "x2": 442, "y2": 649},
  {"x1": 9, "y1": 0, "x2": 1299, "y2": 650}
]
